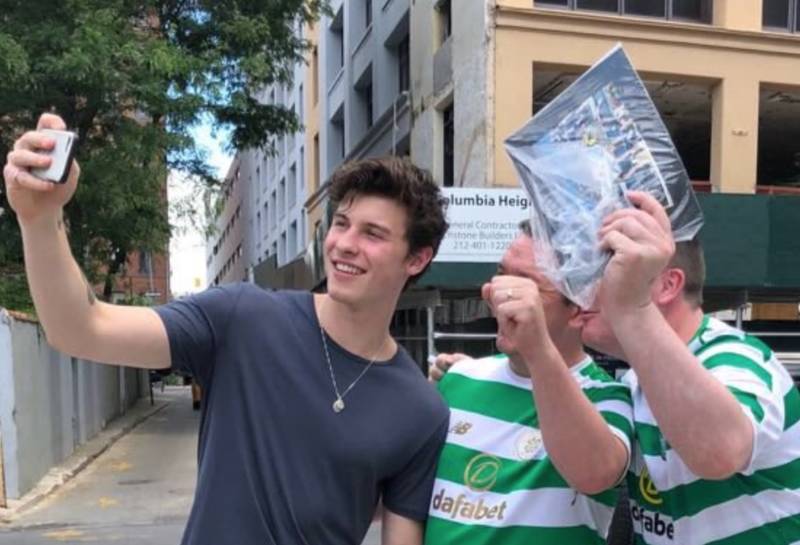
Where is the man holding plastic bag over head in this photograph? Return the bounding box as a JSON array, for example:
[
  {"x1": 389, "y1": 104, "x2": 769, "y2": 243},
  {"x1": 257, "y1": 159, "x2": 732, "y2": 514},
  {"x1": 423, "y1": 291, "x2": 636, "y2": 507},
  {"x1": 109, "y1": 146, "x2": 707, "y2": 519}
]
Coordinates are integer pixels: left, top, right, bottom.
[{"x1": 506, "y1": 45, "x2": 800, "y2": 545}]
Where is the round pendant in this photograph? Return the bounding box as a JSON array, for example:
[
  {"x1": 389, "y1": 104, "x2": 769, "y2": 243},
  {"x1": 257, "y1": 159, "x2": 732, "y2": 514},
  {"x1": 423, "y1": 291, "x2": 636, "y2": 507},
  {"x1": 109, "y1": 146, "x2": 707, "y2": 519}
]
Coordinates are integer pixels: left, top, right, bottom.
[{"x1": 333, "y1": 398, "x2": 345, "y2": 413}]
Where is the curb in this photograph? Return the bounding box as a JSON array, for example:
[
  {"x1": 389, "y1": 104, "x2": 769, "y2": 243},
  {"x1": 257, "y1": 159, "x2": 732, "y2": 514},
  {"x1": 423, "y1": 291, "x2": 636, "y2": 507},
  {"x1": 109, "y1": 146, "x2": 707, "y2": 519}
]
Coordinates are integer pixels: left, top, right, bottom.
[{"x1": 0, "y1": 397, "x2": 169, "y2": 524}]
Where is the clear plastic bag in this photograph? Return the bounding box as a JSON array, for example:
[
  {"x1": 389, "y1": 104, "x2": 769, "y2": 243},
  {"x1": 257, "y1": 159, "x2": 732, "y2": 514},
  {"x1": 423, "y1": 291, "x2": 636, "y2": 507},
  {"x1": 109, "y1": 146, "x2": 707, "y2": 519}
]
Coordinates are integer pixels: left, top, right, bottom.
[{"x1": 505, "y1": 44, "x2": 704, "y2": 308}]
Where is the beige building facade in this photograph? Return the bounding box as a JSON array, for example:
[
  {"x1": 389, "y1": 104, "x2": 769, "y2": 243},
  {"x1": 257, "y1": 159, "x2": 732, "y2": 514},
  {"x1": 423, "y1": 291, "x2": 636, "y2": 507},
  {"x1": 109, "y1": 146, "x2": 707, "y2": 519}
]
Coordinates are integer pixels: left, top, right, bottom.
[
  {"x1": 407, "y1": 0, "x2": 800, "y2": 354},
  {"x1": 412, "y1": 0, "x2": 800, "y2": 194},
  {"x1": 495, "y1": 0, "x2": 800, "y2": 194}
]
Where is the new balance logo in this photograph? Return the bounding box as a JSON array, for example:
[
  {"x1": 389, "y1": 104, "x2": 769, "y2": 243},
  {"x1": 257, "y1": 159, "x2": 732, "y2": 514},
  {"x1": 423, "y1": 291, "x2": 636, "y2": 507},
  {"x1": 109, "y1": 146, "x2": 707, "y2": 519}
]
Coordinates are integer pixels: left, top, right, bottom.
[{"x1": 449, "y1": 421, "x2": 473, "y2": 435}]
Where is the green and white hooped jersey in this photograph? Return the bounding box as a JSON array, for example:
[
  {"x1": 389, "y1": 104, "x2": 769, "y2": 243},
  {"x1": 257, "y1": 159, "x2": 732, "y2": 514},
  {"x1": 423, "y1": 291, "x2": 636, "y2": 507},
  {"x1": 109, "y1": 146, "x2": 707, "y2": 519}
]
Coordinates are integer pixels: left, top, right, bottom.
[
  {"x1": 626, "y1": 316, "x2": 800, "y2": 545},
  {"x1": 424, "y1": 354, "x2": 634, "y2": 545}
]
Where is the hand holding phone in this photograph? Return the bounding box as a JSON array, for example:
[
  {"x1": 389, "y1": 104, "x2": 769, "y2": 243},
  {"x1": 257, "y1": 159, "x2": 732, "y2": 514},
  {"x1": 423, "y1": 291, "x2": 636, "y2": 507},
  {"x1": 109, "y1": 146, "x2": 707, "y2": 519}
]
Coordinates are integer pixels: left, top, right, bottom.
[{"x1": 30, "y1": 129, "x2": 78, "y2": 184}]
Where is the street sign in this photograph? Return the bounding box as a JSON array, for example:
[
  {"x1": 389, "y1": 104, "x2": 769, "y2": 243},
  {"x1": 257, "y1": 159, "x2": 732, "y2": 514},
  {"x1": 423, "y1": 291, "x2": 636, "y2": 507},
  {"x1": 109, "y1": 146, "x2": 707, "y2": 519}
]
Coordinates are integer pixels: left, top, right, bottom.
[{"x1": 436, "y1": 187, "x2": 530, "y2": 263}]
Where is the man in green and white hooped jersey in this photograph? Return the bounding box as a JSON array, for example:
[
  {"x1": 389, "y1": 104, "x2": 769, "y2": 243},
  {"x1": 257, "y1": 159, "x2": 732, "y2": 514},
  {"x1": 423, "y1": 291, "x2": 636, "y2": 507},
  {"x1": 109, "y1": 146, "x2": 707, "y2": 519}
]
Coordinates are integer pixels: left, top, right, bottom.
[
  {"x1": 623, "y1": 316, "x2": 800, "y2": 544},
  {"x1": 581, "y1": 191, "x2": 800, "y2": 545},
  {"x1": 425, "y1": 224, "x2": 634, "y2": 545}
]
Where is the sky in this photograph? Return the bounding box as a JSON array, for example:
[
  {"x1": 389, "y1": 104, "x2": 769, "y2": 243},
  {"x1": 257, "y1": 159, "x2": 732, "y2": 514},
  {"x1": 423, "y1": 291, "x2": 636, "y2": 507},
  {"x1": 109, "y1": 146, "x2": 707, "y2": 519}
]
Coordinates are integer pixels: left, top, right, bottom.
[{"x1": 168, "y1": 121, "x2": 232, "y2": 297}]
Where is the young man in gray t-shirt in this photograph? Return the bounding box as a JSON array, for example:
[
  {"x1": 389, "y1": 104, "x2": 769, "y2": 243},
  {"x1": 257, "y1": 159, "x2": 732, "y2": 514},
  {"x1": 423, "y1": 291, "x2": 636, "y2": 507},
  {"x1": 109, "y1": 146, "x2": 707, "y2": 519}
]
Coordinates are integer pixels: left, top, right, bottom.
[{"x1": 4, "y1": 113, "x2": 450, "y2": 544}]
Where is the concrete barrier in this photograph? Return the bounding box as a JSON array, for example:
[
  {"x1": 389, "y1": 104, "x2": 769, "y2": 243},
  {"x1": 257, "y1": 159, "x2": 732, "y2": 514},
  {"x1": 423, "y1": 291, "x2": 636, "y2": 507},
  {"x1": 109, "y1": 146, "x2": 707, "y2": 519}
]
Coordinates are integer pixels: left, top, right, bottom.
[{"x1": 0, "y1": 309, "x2": 147, "y2": 501}]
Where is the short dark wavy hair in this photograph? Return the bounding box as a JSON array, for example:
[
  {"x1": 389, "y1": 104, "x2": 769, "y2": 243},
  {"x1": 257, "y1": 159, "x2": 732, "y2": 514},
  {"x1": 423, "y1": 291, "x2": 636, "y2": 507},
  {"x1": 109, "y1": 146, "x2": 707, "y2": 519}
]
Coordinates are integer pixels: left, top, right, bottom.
[{"x1": 327, "y1": 157, "x2": 449, "y2": 284}]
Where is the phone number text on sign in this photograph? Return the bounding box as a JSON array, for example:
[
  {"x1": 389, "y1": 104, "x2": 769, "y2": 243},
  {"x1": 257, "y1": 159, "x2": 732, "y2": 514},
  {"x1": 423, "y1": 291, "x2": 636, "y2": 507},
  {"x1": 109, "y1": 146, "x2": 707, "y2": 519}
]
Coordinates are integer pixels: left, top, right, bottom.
[{"x1": 436, "y1": 188, "x2": 531, "y2": 263}]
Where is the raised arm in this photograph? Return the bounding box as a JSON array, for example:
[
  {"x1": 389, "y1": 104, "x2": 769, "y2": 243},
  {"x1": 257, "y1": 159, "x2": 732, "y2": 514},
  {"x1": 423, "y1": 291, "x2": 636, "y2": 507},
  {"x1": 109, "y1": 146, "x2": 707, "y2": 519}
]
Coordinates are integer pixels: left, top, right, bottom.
[
  {"x1": 597, "y1": 191, "x2": 753, "y2": 478},
  {"x1": 4, "y1": 113, "x2": 170, "y2": 369},
  {"x1": 485, "y1": 276, "x2": 630, "y2": 495}
]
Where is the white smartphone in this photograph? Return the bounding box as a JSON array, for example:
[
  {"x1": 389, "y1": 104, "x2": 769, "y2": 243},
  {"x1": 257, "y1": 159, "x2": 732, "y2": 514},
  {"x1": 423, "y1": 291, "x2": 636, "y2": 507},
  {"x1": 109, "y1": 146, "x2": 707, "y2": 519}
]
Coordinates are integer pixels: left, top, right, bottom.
[{"x1": 31, "y1": 129, "x2": 79, "y2": 184}]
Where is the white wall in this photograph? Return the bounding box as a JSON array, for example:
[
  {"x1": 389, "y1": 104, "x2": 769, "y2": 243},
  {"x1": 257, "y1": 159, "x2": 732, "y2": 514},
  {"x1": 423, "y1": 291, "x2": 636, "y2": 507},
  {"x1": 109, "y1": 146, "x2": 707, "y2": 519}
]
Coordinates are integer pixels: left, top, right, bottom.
[{"x1": 0, "y1": 310, "x2": 144, "y2": 500}]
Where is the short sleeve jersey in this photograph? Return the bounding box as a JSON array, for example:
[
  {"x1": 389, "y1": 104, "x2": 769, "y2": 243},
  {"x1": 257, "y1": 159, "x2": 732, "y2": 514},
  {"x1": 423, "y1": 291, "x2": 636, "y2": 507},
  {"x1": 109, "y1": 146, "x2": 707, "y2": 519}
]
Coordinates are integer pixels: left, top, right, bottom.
[
  {"x1": 625, "y1": 316, "x2": 800, "y2": 545},
  {"x1": 425, "y1": 354, "x2": 634, "y2": 545}
]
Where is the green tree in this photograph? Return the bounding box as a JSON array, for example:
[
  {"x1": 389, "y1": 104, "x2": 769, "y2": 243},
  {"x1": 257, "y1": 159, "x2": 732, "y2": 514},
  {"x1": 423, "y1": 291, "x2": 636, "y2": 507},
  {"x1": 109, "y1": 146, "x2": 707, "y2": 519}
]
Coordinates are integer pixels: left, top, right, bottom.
[{"x1": 0, "y1": 0, "x2": 325, "y2": 308}]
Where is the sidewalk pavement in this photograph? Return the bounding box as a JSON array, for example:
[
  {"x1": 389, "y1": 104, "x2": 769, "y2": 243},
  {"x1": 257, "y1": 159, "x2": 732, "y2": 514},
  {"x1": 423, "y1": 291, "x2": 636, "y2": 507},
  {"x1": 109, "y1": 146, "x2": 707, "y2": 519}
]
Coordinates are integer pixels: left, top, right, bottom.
[{"x1": 0, "y1": 395, "x2": 168, "y2": 524}]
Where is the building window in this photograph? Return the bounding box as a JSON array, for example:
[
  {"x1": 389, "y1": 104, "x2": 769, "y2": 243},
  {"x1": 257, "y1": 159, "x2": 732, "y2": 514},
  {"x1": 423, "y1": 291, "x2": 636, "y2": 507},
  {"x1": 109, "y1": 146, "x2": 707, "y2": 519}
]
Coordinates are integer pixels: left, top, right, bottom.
[
  {"x1": 436, "y1": 0, "x2": 452, "y2": 44},
  {"x1": 289, "y1": 221, "x2": 298, "y2": 259},
  {"x1": 299, "y1": 147, "x2": 305, "y2": 200},
  {"x1": 298, "y1": 84, "x2": 304, "y2": 120},
  {"x1": 329, "y1": 8, "x2": 344, "y2": 75},
  {"x1": 672, "y1": 0, "x2": 710, "y2": 20},
  {"x1": 286, "y1": 103, "x2": 303, "y2": 147},
  {"x1": 367, "y1": 84, "x2": 374, "y2": 128},
  {"x1": 537, "y1": 0, "x2": 711, "y2": 22},
  {"x1": 442, "y1": 103, "x2": 454, "y2": 187},
  {"x1": 311, "y1": 46, "x2": 319, "y2": 105},
  {"x1": 341, "y1": 121, "x2": 346, "y2": 158},
  {"x1": 261, "y1": 155, "x2": 270, "y2": 193},
  {"x1": 279, "y1": 178, "x2": 286, "y2": 219},
  {"x1": 270, "y1": 191, "x2": 277, "y2": 228},
  {"x1": 360, "y1": 83, "x2": 373, "y2": 128},
  {"x1": 365, "y1": 0, "x2": 372, "y2": 28},
  {"x1": 763, "y1": 0, "x2": 800, "y2": 31},
  {"x1": 301, "y1": 209, "x2": 307, "y2": 249},
  {"x1": 268, "y1": 141, "x2": 276, "y2": 178},
  {"x1": 576, "y1": 0, "x2": 617, "y2": 12},
  {"x1": 397, "y1": 35, "x2": 410, "y2": 93},
  {"x1": 332, "y1": 117, "x2": 346, "y2": 160},
  {"x1": 338, "y1": 31, "x2": 344, "y2": 69},
  {"x1": 313, "y1": 134, "x2": 321, "y2": 192},
  {"x1": 138, "y1": 251, "x2": 152, "y2": 274},
  {"x1": 626, "y1": 0, "x2": 665, "y2": 17},
  {"x1": 289, "y1": 164, "x2": 297, "y2": 209}
]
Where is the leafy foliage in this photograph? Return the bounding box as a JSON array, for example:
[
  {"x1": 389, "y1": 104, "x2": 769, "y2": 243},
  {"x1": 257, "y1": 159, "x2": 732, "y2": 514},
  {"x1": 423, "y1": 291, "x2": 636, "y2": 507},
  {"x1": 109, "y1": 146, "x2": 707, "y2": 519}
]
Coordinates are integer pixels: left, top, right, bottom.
[{"x1": 0, "y1": 0, "x2": 325, "y2": 308}]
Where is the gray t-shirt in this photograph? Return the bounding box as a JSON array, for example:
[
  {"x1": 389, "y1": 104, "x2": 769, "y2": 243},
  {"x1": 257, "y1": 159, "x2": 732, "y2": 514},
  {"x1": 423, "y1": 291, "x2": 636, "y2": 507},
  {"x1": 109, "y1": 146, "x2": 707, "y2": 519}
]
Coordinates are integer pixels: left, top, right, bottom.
[{"x1": 155, "y1": 284, "x2": 449, "y2": 545}]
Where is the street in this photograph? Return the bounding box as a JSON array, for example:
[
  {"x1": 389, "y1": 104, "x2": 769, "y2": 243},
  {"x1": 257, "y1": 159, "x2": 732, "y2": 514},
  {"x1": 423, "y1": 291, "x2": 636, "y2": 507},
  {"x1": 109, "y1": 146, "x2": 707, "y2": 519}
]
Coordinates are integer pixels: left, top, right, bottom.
[
  {"x1": 0, "y1": 387, "x2": 195, "y2": 544},
  {"x1": 0, "y1": 387, "x2": 381, "y2": 545}
]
